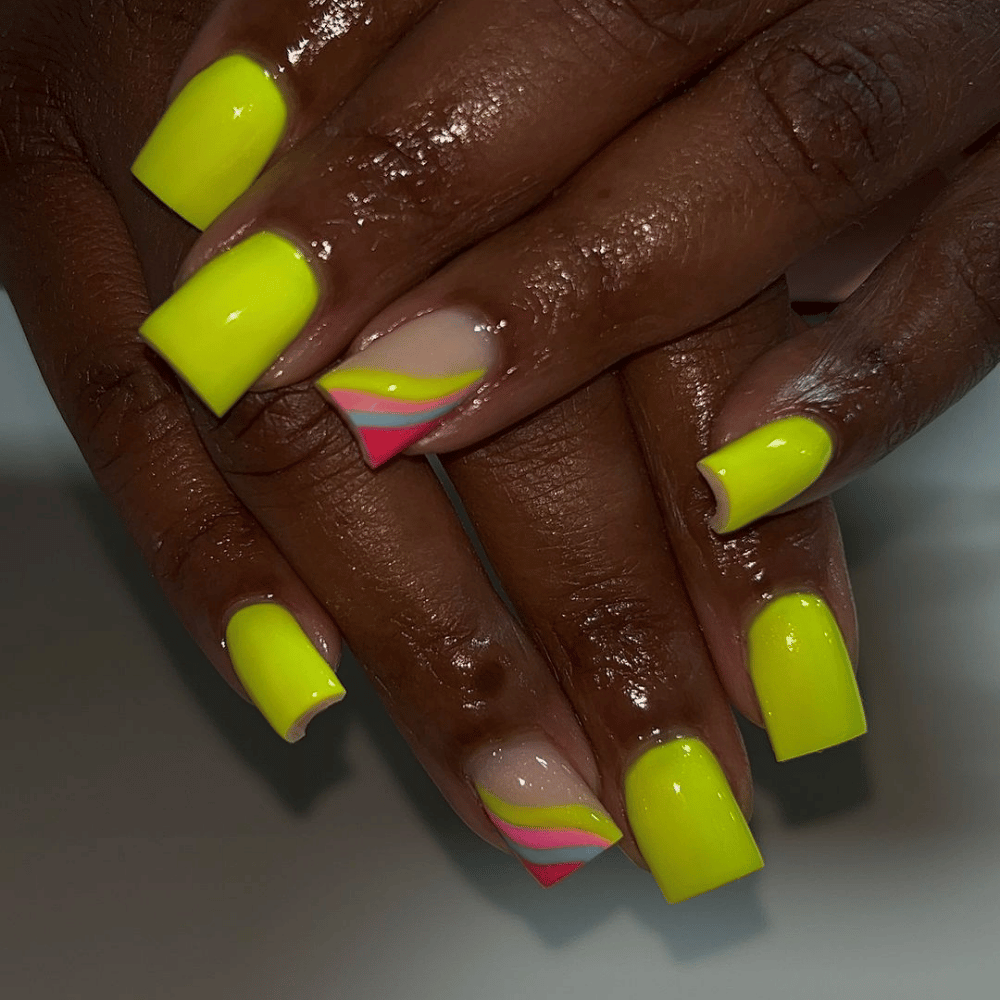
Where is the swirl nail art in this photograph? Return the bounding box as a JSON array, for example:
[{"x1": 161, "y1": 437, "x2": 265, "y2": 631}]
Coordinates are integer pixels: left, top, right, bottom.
[
  {"x1": 469, "y1": 736, "x2": 623, "y2": 888},
  {"x1": 316, "y1": 309, "x2": 493, "y2": 467}
]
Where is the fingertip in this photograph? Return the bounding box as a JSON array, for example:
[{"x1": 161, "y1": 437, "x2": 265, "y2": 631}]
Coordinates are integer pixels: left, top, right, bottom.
[
  {"x1": 225, "y1": 602, "x2": 346, "y2": 743},
  {"x1": 697, "y1": 416, "x2": 834, "y2": 533},
  {"x1": 696, "y1": 457, "x2": 736, "y2": 533}
]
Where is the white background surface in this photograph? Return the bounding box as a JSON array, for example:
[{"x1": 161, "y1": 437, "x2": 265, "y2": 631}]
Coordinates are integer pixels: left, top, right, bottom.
[{"x1": 2, "y1": 285, "x2": 1000, "y2": 998}]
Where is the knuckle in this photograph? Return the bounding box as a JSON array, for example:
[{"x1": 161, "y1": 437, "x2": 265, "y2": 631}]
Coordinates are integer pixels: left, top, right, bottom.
[
  {"x1": 147, "y1": 501, "x2": 256, "y2": 590},
  {"x1": 412, "y1": 629, "x2": 514, "y2": 702},
  {"x1": 328, "y1": 130, "x2": 482, "y2": 254},
  {"x1": 543, "y1": 584, "x2": 702, "y2": 696},
  {"x1": 550, "y1": 0, "x2": 749, "y2": 61},
  {"x1": 940, "y1": 212, "x2": 1000, "y2": 355},
  {"x1": 747, "y1": 20, "x2": 911, "y2": 218},
  {"x1": 54, "y1": 338, "x2": 260, "y2": 589},
  {"x1": 208, "y1": 387, "x2": 374, "y2": 503},
  {"x1": 59, "y1": 338, "x2": 185, "y2": 483},
  {"x1": 525, "y1": 217, "x2": 630, "y2": 339}
]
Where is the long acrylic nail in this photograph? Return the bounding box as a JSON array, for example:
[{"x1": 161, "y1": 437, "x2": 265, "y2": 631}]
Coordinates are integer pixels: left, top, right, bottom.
[
  {"x1": 624, "y1": 738, "x2": 763, "y2": 903},
  {"x1": 316, "y1": 309, "x2": 494, "y2": 468},
  {"x1": 748, "y1": 593, "x2": 867, "y2": 762},
  {"x1": 132, "y1": 54, "x2": 287, "y2": 230},
  {"x1": 140, "y1": 231, "x2": 318, "y2": 416},
  {"x1": 697, "y1": 416, "x2": 833, "y2": 533},
  {"x1": 225, "y1": 603, "x2": 345, "y2": 742},
  {"x1": 468, "y1": 735, "x2": 623, "y2": 887}
]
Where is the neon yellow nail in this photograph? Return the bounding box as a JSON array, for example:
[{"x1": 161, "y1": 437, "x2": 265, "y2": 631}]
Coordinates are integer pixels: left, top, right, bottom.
[
  {"x1": 697, "y1": 416, "x2": 833, "y2": 533},
  {"x1": 132, "y1": 54, "x2": 287, "y2": 230},
  {"x1": 624, "y1": 738, "x2": 763, "y2": 903},
  {"x1": 140, "y1": 231, "x2": 318, "y2": 416},
  {"x1": 748, "y1": 593, "x2": 867, "y2": 762},
  {"x1": 226, "y1": 604, "x2": 345, "y2": 743},
  {"x1": 316, "y1": 367, "x2": 488, "y2": 401}
]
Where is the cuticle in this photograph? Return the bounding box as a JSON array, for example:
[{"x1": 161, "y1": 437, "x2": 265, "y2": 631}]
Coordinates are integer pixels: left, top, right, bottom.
[{"x1": 622, "y1": 730, "x2": 710, "y2": 780}]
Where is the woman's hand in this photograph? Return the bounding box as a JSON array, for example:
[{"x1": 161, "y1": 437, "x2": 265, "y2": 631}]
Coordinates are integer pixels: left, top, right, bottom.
[
  {"x1": 1, "y1": 0, "x2": 870, "y2": 903},
  {"x1": 125, "y1": 0, "x2": 1000, "y2": 498}
]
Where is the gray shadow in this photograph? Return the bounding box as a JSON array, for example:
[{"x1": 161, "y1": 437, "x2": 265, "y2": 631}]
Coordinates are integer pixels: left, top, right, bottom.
[
  {"x1": 51, "y1": 467, "x2": 769, "y2": 959},
  {"x1": 66, "y1": 478, "x2": 354, "y2": 813},
  {"x1": 337, "y1": 631, "x2": 768, "y2": 961}
]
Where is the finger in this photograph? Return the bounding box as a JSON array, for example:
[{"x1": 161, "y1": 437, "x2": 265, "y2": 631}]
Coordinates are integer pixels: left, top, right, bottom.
[
  {"x1": 443, "y1": 376, "x2": 763, "y2": 902},
  {"x1": 623, "y1": 286, "x2": 865, "y2": 762},
  {"x1": 131, "y1": 0, "x2": 434, "y2": 229},
  {"x1": 136, "y1": 0, "x2": 808, "y2": 417},
  {"x1": 0, "y1": 153, "x2": 345, "y2": 743},
  {"x1": 696, "y1": 136, "x2": 1000, "y2": 532},
  {"x1": 195, "y1": 386, "x2": 626, "y2": 886},
  {"x1": 313, "y1": 0, "x2": 1000, "y2": 466},
  {"x1": 7, "y1": 14, "x2": 623, "y2": 886}
]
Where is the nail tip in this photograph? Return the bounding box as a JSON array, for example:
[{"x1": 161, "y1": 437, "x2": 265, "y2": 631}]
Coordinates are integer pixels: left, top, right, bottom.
[
  {"x1": 282, "y1": 687, "x2": 348, "y2": 743},
  {"x1": 662, "y1": 861, "x2": 765, "y2": 904},
  {"x1": 523, "y1": 861, "x2": 586, "y2": 888},
  {"x1": 772, "y1": 723, "x2": 868, "y2": 763},
  {"x1": 697, "y1": 459, "x2": 735, "y2": 533}
]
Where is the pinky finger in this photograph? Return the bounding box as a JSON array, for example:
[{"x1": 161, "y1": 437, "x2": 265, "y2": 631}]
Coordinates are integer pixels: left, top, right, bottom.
[
  {"x1": 2, "y1": 156, "x2": 344, "y2": 742},
  {"x1": 698, "y1": 140, "x2": 1000, "y2": 533}
]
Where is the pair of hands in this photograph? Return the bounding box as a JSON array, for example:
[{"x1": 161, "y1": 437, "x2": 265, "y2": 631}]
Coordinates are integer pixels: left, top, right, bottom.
[{"x1": 2, "y1": 0, "x2": 999, "y2": 902}]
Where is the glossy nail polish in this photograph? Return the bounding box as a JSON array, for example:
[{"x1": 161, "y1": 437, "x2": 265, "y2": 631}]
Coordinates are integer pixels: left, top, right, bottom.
[
  {"x1": 624, "y1": 738, "x2": 763, "y2": 903},
  {"x1": 468, "y1": 735, "x2": 623, "y2": 887},
  {"x1": 697, "y1": 416, "x2": 833, "y2": 533},
  {"x1": 132, "y1": 54, "x2": 287, "y2": 230},
  {"x1": 316, "y1": 310, "x2": 493, "y2": 468},
  {"x1": 748, "y1": 593, "x2": 867, "y2": 762},
  {"x1": 225, "y1": 603, "x2": 345, "y2": 742},
  {"x1": 140, "y1": 231, "x2": 318, "y2": 416}
]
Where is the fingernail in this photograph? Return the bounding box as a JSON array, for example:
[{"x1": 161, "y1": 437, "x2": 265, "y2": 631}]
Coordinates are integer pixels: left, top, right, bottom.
[
  {"x1": 748, "y1": 593, "x2": 867, "y2": 762},
  {"x1": 624, "y1": 738, "x2": 763, "y2": 903},
  {"x1": 132, "y1": 54, "x2": 287, "y2": 230},
  {"x1": 225, "y1": 603, "x2": 345, "y2": 742},
  {"x1": 697, "y1": 416, "x2": 833, "y2": 533},
  {"x1": 140, "y1": 231, "x2": 318, "y2": 416},
  {"x1": 468, "y1": 735, "x2": 623, "y2": 887},
  {"x1": 316, "y1": 310, "x2": 493, "y2": 468}
]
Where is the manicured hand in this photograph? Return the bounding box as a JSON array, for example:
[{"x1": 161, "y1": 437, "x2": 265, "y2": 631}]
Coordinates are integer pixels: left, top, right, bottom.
[
  {"x1": 2, "y1": 0, "x2": 867, "y2": 903},
  {"x1": 127, "y1": 0, "x2": 1000, "y2": 490}
]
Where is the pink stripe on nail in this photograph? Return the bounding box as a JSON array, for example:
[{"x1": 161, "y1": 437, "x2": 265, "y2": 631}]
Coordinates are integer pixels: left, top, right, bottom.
[
  {"x1": 488, "y1": 813, "x2": 612, "y2": 851},
  {"x1": 327, "y1": 385, "x2": 471, "y2": 414},
  {"x1": 356, "y1": 419, "x2": 444, "y2": 467}
]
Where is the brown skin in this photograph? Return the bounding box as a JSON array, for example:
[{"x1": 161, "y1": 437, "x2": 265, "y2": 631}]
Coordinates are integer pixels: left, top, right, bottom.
[
  {"x1": 1, "y1": 0, "x2": 857, "y2": 875},
  {"x1": 706, "y1": 141, "x2": 1000, "y2": 522},
  {"x1": 152, "y1": 0, "x2": 1000, "y2": 480}
]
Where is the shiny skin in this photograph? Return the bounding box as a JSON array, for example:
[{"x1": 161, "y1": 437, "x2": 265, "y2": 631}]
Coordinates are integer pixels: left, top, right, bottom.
[
  {"x1": 2, "y1": 0, "x2": 875, "y2": 896},
  {"x1": 145, "y1": 0, "x2": 1000, "y2": 511}
]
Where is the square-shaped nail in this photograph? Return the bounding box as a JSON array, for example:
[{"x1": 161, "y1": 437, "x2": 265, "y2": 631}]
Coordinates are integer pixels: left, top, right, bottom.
[
  {"x1": 132, "y1": 54, "x2": 287, "y2": 230},
  {"x1": 468, "y1": 735, "x2": 623, "y2": 887},
  {"x1": 226, "y1": 603, "x2": 345, "y2": 742},
  {"x1": 316, "y1": 309, "x2": 494, "y2": 468},
  {"x1": 748, "y1": 593, "x2": 867, "y2": 762},
  {"x1": 624, "y1": 738, "x2": 763, "y2": 903},
  {"x1": 697, "y1": 416, "x2": 833, "y2": 533},
  {"x1": 140, "y1": 231, "x2": 318, "y2": 416}
]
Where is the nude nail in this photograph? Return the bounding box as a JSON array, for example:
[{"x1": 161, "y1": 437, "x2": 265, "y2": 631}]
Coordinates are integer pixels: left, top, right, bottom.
[
  {"x1": 316, "y1": 309, "x2": 494, "y2": 468},
  {"x1": 467, "y1": 735, "x2": 623, "y2": 887}
]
